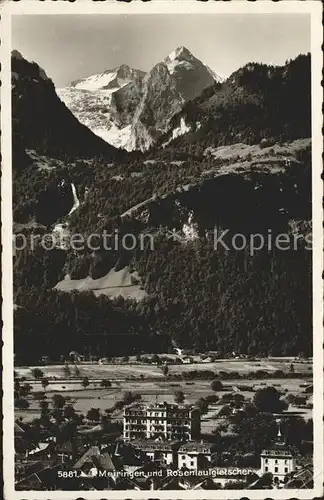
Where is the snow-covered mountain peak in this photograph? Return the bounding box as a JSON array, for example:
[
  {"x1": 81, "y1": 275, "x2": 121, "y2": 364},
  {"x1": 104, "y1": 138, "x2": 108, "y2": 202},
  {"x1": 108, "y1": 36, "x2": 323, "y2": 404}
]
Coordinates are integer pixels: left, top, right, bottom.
[
  {"x1": 167, "y1": 46, "x2": 193, "y2": 61},
  {"x1": 69, "y1": 65, "x2": 145, "y2": 92}
]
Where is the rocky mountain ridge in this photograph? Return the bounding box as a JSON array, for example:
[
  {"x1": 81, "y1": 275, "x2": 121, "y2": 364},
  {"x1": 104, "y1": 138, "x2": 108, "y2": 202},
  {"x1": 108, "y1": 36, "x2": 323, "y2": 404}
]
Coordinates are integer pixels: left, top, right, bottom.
[{"x1": 58, "y1": 46, "x2": 219, "y2": 151}]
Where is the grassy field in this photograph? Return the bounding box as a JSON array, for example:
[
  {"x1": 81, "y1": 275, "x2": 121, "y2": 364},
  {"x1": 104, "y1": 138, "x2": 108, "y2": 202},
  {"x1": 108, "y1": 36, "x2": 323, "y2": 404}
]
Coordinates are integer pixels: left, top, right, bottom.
[
  {"x1": 15, "y1": 376, "x2": 312, "y2": 426},
  {"x1": 16, "y1": 358, "x2": 313, "y2": 380}
]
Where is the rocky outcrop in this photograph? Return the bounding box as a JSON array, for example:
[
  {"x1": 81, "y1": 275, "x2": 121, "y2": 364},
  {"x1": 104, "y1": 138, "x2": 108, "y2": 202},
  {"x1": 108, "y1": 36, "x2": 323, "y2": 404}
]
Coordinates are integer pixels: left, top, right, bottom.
[{"x1": 127, "y1": 47, "x2": 218, "y2": 151}]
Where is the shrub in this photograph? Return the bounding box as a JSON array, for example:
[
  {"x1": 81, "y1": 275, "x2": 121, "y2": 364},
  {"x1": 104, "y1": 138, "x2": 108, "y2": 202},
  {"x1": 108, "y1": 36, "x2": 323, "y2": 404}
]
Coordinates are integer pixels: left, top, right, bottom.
[
  {"x1": 211, "y1": 380, "x2": 223, "y2": 391},
  {"x1": 100, "y1": 379, "x2": 111, "y2": 388}
]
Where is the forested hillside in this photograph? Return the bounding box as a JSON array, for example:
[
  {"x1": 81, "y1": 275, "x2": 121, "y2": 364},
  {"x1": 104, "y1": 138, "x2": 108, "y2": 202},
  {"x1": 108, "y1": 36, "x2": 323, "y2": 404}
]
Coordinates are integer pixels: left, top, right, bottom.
[
  {"x1": 12, "y1": 52, "x2": 312, "y2": 363},
  {"x1": 155, "y1": 54, "x2": 311, "y2": 158}
]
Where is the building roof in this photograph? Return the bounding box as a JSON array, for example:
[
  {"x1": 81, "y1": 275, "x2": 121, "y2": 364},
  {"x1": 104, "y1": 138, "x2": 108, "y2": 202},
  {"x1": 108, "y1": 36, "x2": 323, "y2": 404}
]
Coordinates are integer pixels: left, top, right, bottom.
[
  {"x1": 55, "y1": 441, "x2": 74, "y2": 454},
  {"x1": 72, "y1": 445, "x2": 101, "y2": 469},
  {"x1": 72, "y1": 445, "x2": 116, "y2": 472},
  {"x1": 147, "y1": 402, "x2": 196, "y2": 410},
  {"x1": 284, "y1": 464, "x2": 313, "y2": 489},
  {"x1": 179, "y1": 441, "x2": 214, "y2": 453},
  {"x1": 130, "y1": 439, "x2": 180, "y2": 452},
  {"x1": 124, "y1": 402, "x2": 198, "y2": 415},
  {"x1": 28, "y1": 442, "x2": 50, "y2": 455},
  {"x1": 260, "y1": 448, "x2": 292, "y2": 457},
  {"x1": 14, "y1": 421, "x2": 26, "y2": 435}
]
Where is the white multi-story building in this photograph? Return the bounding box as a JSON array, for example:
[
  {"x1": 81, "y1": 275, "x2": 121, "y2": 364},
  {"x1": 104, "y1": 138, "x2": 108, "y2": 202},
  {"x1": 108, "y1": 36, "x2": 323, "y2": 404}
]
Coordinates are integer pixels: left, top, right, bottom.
[
  {"x1": 260, "y1": 428, "x2": 296, "y2": 484},
  {"x1": 178, "y1": 441, "x2": 214, "y2": 470},
  {"x1": 123, "y1": 403, "x2": 201, "y2": 441}
]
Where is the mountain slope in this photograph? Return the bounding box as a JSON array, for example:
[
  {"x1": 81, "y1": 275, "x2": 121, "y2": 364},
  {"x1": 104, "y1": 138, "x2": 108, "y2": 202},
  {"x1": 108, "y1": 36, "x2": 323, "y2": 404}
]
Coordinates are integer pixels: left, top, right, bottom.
[
  {"x1": 156, "y1": 53, "x2": 311, "y2": 157},
  {"x1": 12, "y1": 50, "x2": 121, "y2": 159}
]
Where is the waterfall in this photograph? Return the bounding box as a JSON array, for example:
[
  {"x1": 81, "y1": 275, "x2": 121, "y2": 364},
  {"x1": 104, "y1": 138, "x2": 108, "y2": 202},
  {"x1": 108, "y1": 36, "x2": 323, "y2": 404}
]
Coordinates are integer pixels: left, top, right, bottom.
[{"x1": 68, "y1": 183, "x2": 80, "y2": 216}]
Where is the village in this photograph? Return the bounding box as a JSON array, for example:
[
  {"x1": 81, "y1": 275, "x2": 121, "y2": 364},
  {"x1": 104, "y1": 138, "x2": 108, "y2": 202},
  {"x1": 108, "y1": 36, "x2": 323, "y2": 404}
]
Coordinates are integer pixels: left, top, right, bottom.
[{"x1": 14, "y1": 356, "x2": 314, "y2": 491}]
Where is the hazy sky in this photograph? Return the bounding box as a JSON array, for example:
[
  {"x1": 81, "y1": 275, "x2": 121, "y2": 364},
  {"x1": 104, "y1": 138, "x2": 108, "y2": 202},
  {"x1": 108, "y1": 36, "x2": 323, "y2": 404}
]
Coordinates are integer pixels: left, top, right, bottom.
[{"x1": 12, "y1": 14, "x2": 310, "y2": 87}]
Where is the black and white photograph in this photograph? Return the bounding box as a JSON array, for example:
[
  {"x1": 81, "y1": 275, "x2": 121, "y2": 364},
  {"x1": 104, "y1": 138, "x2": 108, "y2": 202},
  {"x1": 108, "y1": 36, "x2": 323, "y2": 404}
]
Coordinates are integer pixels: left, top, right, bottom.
[{"x1": 2, "y1": 0, "x2": 323, "y2": 497}]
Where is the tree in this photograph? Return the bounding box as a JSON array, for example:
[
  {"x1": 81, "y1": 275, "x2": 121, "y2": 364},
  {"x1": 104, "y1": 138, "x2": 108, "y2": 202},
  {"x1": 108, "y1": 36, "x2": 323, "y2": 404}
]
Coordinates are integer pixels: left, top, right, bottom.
[
  {"x1": 14, "y1": 379, "x2": 21, "y2": 399},
  {"x1": 100, "y1": 379, "x2": 111, "y2": 388},
  {"x1": 253, "y1": 386, "x2": 287, "y2": 413},
  {"x1": 162, "y1": 364, "x2": 169, "y2": 377},
  {"x1": 64, "y1": 405, "x2": 76, "y2": 420},
  {"x1": 39, "y1": 400, "x2": 49, "y2": 412},
  {"x1": 41, "y1": 378, "x2": 49, "y2": 392},
  {"x1": 52, "y1": 394, "x2": 66, "y2": 410},
  {"x1": 152, "y1": 354, "x2": 161, "y2": 365},
  {"x1": 122, "y1": 391, "x2": 141, "y2": 405},
  {"x1": 259, "y1": 472, "x2": 273, "y2": 488},
  {"x1": 218, "y1": 404, "x2": 232, "y2": 417},
  {"x1": 74, "y1": 365, "x2": 81, "y2": 377},
  {"x1": 211, "y1": 380, "x2": 223, "y2": 392},
  {"x1": 174, "y1": 390, "x2": 185, "y2": 404},
  {"x1": 52, "y1": 408, "x2": 64, "y2": 425},
  {"x1": 31, "y1": 368, "x2": 44, "y2": 379},
  {"x1": 82, "y1": 376, "x2": 90, "y2": 389},
  {"x1": 196, "y1": 397, "x2": 209, "y2": 415},
  {"x1": 86, "y1": 407, "x2": 101, "y2": 422},
  {"x1": 21, "y1": 383, "x2": 32, "y2": 398}
]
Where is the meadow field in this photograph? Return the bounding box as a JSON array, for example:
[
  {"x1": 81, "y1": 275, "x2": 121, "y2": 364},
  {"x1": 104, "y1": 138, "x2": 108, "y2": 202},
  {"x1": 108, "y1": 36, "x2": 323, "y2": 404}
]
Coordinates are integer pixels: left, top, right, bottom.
[
  {"x1": 15, "y1": 357, "x2": 313, "y2": 381},
  {"x1": 15, "y1": 375, "x2": 313, "y2": 427}
]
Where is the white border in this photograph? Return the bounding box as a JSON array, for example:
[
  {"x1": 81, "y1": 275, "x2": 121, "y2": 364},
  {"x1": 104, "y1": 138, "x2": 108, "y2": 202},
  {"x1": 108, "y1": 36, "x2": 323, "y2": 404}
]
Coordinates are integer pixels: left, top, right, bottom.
[{"x1": 1, "y1": 1, "x2": 323, "y2": 499}]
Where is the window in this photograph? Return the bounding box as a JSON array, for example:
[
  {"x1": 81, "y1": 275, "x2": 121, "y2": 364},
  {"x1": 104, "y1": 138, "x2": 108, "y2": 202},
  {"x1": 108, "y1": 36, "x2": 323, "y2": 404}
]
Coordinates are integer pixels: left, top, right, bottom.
[
  {"x1": 285, "y1": 467, "x2": 288, "y2": 473},
  {"x1": 191, "y1": 461, "x2": 195, "y2": 466},
  {"x1": 285, "y1": 460, "x2": 288, "y2": 465},
  {"x1": 275, "y1": 467, "x2": 278, "y2": 473},
  {"x1": 275, "y1": 459, "x2": 278, "y2": 464},
  {"x1": 265, "y1": 459, "x2": 268, "y2": 464},
  {"x1": 182, "y1": 455, "x2": 186, "y2": 459},
  {"x1": 265, "y1": 466, "x2": 268, "y2": 472}
]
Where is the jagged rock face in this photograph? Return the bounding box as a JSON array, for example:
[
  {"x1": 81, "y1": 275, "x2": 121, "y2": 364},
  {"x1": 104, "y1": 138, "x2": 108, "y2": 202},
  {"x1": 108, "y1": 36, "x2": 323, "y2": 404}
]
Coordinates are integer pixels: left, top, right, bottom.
[
  {"x1": 127, "y1": 47, "x2": 218, "y2": 151},
  {"x1": 57, "y1": 65, "x2": 145, "y2": 149}
]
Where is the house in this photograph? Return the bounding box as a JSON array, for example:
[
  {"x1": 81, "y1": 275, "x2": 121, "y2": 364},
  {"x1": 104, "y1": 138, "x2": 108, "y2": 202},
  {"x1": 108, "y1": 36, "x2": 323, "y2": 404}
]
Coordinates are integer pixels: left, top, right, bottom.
[
  {"x1": 178, "y1": 441, "x2": 214, "y2": 470},
  {"x1": 129, "y1": 439, "x2": 181, "y2": 465},
  {"x1": 28, "y1": 442, "x2": 51, "y2": 458},
  {"x1": 201, "y1": 356, "x2": 213, "y2": 363},
  {"x1": 111, "y1": 442, "x2": 144, "y2": 474},
  {"x1": 15, "y1": 463, "x2": 60, "y2": 491},
  {"x1": 260, "y1": 427, "x2": 296, "y2": 485},
  {"x1": 283, "y1": 463, "x2": 313, "y2": 489},
  {"x1": 72, "y1": 445, "x2": 116, "y2": 478},
  {"x1": 181, "y1": 356, "x2": 193, "y2": 364},
  {"x1": 55, "y1": 440, "x2": 81, "y2": 463}
]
